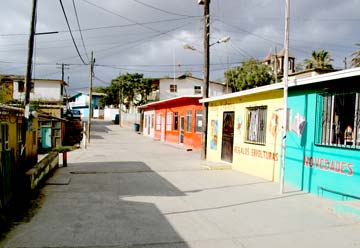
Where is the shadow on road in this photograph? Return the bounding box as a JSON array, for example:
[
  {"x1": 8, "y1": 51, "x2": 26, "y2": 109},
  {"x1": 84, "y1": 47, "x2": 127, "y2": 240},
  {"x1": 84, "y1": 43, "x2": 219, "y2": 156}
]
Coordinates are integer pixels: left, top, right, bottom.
[{"x1": 1, "y1": 161, "x2": 191, "y2": 248}]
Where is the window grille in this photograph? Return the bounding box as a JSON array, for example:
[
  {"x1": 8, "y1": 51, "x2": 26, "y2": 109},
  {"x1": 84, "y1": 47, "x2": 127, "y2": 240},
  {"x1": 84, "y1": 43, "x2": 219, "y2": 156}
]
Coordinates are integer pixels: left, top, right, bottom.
[
  {"x1": 186, "y1": 111, "x2": 192, "y2": 132},
  {"x1": 195, "y1": 110, "x2": 202, "y2": 132},
  {"x1": 315, "y1": 92, "x2": 360, "y2": 149},
  {"x1": 245, "y1": 106, "x2": 267, "y2": 145}
]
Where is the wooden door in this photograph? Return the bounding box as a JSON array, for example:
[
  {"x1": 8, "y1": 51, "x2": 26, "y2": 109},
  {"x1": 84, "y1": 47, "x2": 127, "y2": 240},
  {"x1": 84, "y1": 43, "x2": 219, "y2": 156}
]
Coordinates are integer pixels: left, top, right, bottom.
[{"x1": 221, "y1": 111, "x2": 234, "y2": 163}]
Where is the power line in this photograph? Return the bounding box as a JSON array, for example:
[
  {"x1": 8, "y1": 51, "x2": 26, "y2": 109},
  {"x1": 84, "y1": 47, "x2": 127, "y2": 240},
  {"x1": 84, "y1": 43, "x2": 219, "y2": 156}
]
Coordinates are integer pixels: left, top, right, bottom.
[
  {"x1": 0, "y1": 17, "x2": 196, "y2": 37},
  {"x1": 132, "y1": 0, "x2": 198, "y2": 18},
  {"x1": 72, "y1": 0, "x2": 89, "y2": 62},
  {"x1": 59, "y1": 0, "x2": 87, "y2": 64},
  {"x1": 80, "y1": 0, "x2": 200, "y2": 45}
]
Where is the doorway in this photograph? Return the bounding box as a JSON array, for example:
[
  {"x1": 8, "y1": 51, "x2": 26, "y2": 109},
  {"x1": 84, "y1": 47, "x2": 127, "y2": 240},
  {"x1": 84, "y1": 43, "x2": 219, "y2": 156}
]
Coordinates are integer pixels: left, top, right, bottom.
[
  {"x1": 221, "y1": 111, "x2": 234, "y2": 163},
  {"x1": 179, "y1": 116, "x2": 185, "y2": 144}
]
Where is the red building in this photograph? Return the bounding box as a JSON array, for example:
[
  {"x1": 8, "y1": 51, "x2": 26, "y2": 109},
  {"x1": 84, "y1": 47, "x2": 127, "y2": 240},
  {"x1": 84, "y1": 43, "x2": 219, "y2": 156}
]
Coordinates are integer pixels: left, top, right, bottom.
[{"x1": 138, "y1": 96, "x2": 203, "y2": 150}]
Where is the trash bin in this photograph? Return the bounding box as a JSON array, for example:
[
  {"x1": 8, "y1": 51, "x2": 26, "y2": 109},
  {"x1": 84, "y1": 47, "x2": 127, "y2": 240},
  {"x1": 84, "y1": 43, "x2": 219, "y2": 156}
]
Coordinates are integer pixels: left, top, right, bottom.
[{"x1": 134, "y1": 123, "x2": 140, "y2": 132}]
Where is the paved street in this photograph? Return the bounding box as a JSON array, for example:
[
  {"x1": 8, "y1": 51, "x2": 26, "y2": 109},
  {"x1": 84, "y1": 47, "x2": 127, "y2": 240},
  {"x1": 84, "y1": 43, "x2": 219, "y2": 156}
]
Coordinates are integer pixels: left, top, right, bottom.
[{"x1": 1, "y1": 120, "x2": 360, "y2": 248}]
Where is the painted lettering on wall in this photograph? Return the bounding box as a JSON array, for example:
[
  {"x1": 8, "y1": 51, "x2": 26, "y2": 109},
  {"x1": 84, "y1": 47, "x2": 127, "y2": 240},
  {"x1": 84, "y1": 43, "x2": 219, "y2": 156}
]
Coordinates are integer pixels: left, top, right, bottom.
[
  {"x1": 234, "y1": 146, "x2": 279, "y2": 161},
  {"x1": 303, "y1": 156, "x2": 354, "y2": 176}
]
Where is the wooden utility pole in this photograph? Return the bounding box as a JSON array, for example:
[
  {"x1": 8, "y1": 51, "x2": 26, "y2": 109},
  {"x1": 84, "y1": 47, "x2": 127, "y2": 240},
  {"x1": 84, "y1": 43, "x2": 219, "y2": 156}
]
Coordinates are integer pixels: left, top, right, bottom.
[
  {"x1": 280, "y1": 0, "x2": 290, "y2": 194},
  {"x1": 87, "y1": 51, "x2": 94, "y2": 144},
  {"x1": 201, "y1": 0, "x2": 210, "y2": 160},
  {"x1": 22, "y1": 0, "x2": 38, "y2": 150}
]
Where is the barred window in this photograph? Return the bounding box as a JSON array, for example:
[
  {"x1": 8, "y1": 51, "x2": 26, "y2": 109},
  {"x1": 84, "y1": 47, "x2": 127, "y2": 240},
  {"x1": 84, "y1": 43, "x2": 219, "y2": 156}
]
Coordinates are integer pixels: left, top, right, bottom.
[
  {"x1": 166, "y1": 112, "x2": 172, "y2": 131},
  {"x1": 316, "y1": 92, "x2": 360, "y2": 149},
  {"x1": 245, "y1": 106, "x2": 267, "y2": 145},
  {"x1": 195, "y1": 110, "x2": 202, "y2": 132},
  {"x1": 186, "y1": 111, "x2": 192, "y2": 132}
]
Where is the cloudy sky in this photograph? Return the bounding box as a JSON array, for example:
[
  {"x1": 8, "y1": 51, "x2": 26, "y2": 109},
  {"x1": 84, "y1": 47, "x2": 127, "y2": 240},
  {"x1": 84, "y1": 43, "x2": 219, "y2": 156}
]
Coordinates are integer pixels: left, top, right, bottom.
[{"x1": 1, "y1": 0, "x2": 359, "y2": 93}]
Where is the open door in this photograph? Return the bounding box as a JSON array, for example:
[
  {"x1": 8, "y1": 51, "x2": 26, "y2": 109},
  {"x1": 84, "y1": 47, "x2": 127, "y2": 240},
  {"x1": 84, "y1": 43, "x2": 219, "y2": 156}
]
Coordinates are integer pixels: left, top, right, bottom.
[{"x1": 179, "y1": 116, "x2": 185, "y2": 144}]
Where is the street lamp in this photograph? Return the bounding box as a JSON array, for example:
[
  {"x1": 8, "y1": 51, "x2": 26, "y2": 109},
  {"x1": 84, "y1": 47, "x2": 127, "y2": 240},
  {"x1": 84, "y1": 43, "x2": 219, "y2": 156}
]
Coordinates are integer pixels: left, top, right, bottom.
[
  {"x1": 186, "y1": 0, "x2": 230, "y2": 160},
  {"x1": 183, "y1": 36, "x2": 230, "y2": 51},
  {"x1": 183, "y1": 34, "x2": 230, "y2": 160},
  {"x1": 210, "y1": 36, "x2": 230, "y2": 46}
]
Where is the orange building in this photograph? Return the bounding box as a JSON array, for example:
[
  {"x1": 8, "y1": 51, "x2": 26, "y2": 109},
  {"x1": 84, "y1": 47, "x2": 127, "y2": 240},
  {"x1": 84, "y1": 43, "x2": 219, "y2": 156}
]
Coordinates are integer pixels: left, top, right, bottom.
[{"x1": 138, "y1": 96, "x2": 203, "y2": 150}]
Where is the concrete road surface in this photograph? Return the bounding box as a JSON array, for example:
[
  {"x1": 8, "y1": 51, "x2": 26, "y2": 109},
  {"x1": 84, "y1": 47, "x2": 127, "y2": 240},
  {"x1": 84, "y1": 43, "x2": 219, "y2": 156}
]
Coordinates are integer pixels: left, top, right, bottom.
[{"x1": 1, "y1": 120, "x2": 359, "y2": 248}]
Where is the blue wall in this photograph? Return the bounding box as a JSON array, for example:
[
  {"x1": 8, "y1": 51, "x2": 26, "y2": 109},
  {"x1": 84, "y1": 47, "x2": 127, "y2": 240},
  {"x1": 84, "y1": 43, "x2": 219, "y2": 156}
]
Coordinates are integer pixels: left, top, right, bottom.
[{"x1": 285, "y1": 90, "x2": 359, "y2": 200}]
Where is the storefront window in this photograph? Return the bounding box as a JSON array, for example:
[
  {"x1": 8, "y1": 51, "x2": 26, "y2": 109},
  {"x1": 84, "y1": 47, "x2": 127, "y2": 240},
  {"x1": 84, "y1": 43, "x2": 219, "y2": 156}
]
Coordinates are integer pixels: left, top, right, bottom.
[
  {"x1": 245, "y1": 106, "x2": 267, "y2": 145},
  {"x1": 316, "y1": 92, "x2": 360, "y2": 149}
]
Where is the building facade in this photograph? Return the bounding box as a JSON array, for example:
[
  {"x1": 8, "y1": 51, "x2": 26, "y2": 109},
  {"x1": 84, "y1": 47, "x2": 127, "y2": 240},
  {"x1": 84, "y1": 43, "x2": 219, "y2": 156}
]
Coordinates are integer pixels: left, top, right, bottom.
[
  {"x1": 158, "y1": 75, "x2": 229, "y2": 101},
  {"x1": 201, "y1": 68, "x2": 360, "y2": 200},
  {"x1": 202, "y1": 85, "x2": 284, "y2": 181},
  {"x1": 68, "y1": 92, "x2": 105, "y2": 119},
  {"x1": 139, "y1": 96, "x2": 203, "y2": 150},
  {"x1": 285, "y1": 68, "x2": 360, "y2": 200}
]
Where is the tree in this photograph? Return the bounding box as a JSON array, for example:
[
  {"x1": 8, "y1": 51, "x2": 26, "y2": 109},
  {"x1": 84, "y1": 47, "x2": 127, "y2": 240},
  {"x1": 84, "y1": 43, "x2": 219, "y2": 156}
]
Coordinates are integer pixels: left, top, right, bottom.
[
  {"x1": 351, "y1": 42, "x2": 360, "y2": 68},
  {"x1": 100, "y1": 73, "x2": 157, "y2": 110},
  {"x1": 304, "y1": 49, "x2": 334, "y2": 70},
  {"x1": 224, "y1": 58, "x2": 275, "y2": 91}
]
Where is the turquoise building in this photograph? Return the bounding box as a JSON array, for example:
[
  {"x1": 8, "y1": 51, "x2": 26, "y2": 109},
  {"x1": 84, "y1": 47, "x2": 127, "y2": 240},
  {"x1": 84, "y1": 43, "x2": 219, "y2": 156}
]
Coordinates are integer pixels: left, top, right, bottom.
[{"x1": 285, "y1": 68, "x2": 360, "y2": 200}]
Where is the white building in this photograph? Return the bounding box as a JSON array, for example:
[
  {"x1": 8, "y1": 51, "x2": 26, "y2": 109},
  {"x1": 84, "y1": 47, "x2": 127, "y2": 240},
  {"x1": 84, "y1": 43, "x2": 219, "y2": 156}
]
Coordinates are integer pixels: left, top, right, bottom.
[
  {"x1": 12, "y1": 78, "x2": 66, "y2": 102},
  {"x1": 158, "y1": 75, "x2": 229, "y2": 101}
]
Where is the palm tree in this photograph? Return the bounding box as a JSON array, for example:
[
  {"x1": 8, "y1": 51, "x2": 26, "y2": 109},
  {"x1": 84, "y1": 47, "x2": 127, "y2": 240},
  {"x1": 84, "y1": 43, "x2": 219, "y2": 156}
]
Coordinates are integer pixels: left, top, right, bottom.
[
  {"x1": 304, "y1": 49, "x2": 334, "y2": 70},
  {"x1": 351, "y1": 43, "x2": 360, "y2": 68}
]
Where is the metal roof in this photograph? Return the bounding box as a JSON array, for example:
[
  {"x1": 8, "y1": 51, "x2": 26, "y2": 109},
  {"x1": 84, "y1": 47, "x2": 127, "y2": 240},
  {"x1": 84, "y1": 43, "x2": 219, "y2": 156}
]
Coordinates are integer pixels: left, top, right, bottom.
[
  {"x1": 200, "y1": 67, "x2": 360, "y2": 103},
  {"x1": 138, "y1": 95, "x2": 202, "y2": 109}
]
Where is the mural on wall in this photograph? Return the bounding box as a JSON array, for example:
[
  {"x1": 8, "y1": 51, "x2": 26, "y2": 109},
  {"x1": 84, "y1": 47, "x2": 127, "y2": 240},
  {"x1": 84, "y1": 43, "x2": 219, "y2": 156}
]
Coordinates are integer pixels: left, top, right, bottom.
[
  {"x1": 269, "y1": 112, "x2": 279, "y2": 137},
  {"x1": 210, "y1": 119, "x2": 218, "y2": 150},
  {"x1": 236, "y1": 115, "x2": 243, "y2": 135}
]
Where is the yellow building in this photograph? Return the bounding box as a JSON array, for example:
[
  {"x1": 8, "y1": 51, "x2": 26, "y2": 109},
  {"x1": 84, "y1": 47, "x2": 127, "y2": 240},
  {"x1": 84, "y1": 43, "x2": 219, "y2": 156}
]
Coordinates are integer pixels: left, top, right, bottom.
[
  {"x1": 0, "y1": 104, "x2": 38, "y2": 207},
  {"x1": 201, "y1": 84, "x2": 284, "y2": 182}
]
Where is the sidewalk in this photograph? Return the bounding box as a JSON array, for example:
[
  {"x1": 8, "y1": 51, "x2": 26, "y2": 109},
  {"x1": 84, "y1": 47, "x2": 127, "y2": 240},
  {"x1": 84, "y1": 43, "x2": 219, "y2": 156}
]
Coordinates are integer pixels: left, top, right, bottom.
[{"x1": 1, "y1": 120, "x2": 359, "y2": 248}]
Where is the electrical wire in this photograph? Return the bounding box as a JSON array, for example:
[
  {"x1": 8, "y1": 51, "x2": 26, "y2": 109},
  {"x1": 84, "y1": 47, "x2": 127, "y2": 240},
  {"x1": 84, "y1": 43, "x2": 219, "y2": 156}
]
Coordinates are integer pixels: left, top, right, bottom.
[
  {"x1": 72, "y1": 0, "x2": 89, "y2": 62},
  {"x1": 0, "y1": 17, "x2": 196, "y2": 37},
  {"x1": 80, "y1": 0, "x2": 201, "y2": 46},
  {"x1": 132, "y1": 0, "x2": 198, "y2": 18},
  {"x1": 59, "y1": 0, "x2": 87, "y2": 65}
]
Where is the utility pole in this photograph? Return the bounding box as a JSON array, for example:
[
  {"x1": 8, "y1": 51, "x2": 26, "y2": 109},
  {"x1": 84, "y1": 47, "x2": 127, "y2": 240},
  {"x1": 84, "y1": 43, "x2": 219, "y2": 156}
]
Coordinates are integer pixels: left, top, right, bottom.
[
  {"x1": 280, "y1": 0, "x2": 290, "y2": 194},
  {"x1": 274, "y1": 47, "x2": 278, "y2": 84},
  {"x1": 22, "y1": 0, "x2": 38, "y2": 151},
  {"x1": 200, "y1": 0, "x2": 210, "y2": 160},
  {"x1": 87, "y1": 51, "x2": 94, "y2": 144}
]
